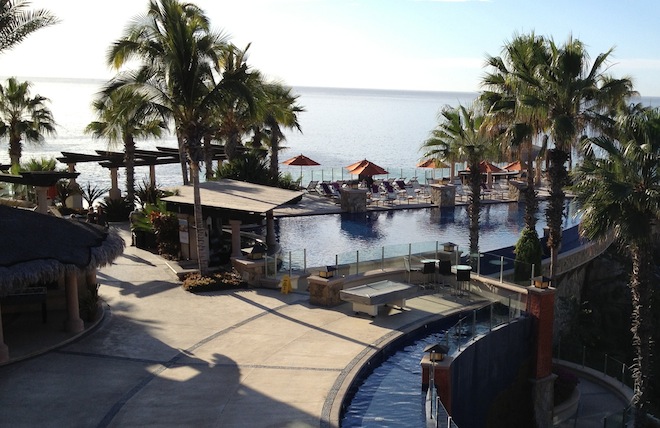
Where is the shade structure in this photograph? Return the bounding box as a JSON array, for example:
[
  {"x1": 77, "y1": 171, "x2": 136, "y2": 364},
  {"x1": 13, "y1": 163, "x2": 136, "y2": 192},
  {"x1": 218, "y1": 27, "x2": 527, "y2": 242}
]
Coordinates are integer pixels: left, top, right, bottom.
[
  {"x1": 416, "y1": 158, "x2": 449, "y2": 169},
  {"x1": 346, "y1": 159, "x2": 389, "y2": 177},
  {"x1": 467, "y1": 161, "x2": 504, "y2": 174},
  {"x1": 503, "y1": 160, "x2": 527, "y2": 172},
  {"x1": 282, "y1": 154, "x2": 320, "y2": 183},
  {"x1": 0, "y1": 205, "x2": 125, "y2": 294}
]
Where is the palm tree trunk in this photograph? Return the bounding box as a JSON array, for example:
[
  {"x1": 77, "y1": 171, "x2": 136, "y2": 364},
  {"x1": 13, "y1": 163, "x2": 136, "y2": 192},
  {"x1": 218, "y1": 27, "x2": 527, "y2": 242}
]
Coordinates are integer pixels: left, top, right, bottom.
[
  {"x1": 190, "y1": 160, "x2": 208, "y2": 275},
  {"x1": 203, "y1": 135, "x2": 214, "y2": 180},
  {"x1": 268, "y1": 122, "x2": 282, "y2": 184},
  {"x1": 124, "y1": 135, "x2": 136, "y2": 208},
  {"x1": 8, "y1": 136, "x2": 21, "y2": 171},
  {"x1": 468, "y1": 164, "x2": 482, "y2": 257},
  {"x1": 524, "y1": 142, "x2": 538, "y2": 231},
  {"x1": 177, "y1": 132, "x2": 189, "y2": 185},
  {"x1": 630, "y1": 244, "x2": 655, "y2": 427},
  {"x1": 545, "y1": 148, "x2": 568, "y2": 278}
]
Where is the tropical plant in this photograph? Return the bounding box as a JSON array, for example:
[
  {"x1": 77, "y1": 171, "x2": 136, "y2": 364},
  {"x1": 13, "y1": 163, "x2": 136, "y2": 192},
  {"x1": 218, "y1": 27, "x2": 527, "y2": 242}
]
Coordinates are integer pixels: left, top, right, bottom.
[
  {"x1": 80, "y1": 182, "x2": 109, "y2": 209},
  {"x1": 215, "y1": 150, "x2": 270, "y2": 184},
  {"x1": 0, "y1": 77, "x2": 56, "y2": 172},
  {"x1": 0, "y1": 0, "x2": 58, "y2": 53},
  {"x1": 107, "y1": 0, "x2": 254, "y2": 275},
  {"x1": 514, "y1": 36, "x2": 634, "y2": 279},
  {"x1": 86, "y1": 86, "x2": 167, "y2": 209},
  {"x1": 19, "y1": 156, "x2": 57, "y2": 171},
  {"x1": 135, "y1": 179, "x2": 167, "y2": 207},
  {"x1": 572, "y1": 106, "x2": 660, "y2": 427},
  {"x1": 54, "y1": 178, "x2": 80, "y2": 210},
  {"x1": 422, "y1": 102, "x2": 498, "y2": 256},
  {"x1": 99, "y1": 197, "x2": 133, "y2": 222}
]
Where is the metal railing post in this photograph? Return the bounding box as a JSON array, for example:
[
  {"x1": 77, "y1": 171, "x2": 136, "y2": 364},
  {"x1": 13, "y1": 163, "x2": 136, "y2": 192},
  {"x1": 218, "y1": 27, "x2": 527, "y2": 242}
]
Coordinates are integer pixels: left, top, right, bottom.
[
  {"x1": 288, "y1": 251, "x2": 292, "y2": 278},
  {"x1": 335, "y1": 254, "x2": 338, "y2": 274},
  {"x1": 303, "y1": 248, "x2": 307, "y2": 273},
  {"x1": 356, "y1": 250, "x2": 360, "y2": 275},
  {"x1": 499, "y1": 256, "x2": 504, "y2": 283},
  {"x1": 381, "y1": 246, "x2": 385, "y2": 271},
  {"x1": 477, "y1": 253, "x2": 481, "y2": 276},
  {"x1": 621, "y1": 364, "x2": 626, "y2": 387}
]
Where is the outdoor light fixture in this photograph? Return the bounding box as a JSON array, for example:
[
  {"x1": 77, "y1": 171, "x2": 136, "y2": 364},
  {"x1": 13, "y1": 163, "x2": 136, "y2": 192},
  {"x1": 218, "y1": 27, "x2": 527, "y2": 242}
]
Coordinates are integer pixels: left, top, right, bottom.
[
  {"x1": 532, "y1": 275, "x2": 552, "y2": 289},
  {"x1": 424, "y1": 343, "x2": 449, "y2": 362},
  {"x1": 442, "y1": 242, "x2": 457, "y2": 252}
]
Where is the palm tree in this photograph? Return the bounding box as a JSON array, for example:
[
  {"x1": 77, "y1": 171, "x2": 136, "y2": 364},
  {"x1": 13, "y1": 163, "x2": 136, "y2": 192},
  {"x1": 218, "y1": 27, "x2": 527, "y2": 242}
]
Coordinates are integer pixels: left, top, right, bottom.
[
  {"x1": 86, "y1": 86, "x2": 167, "y2": 208},
  {"x1": 0, "y1": 0, "x2": 58, "y2": 53},
  {"x1": 258, "y1": 82, "x2": 304, "y2": 183},
  {"x1": 107, "y1": 0, "x2": 253, "y2": 275},
  {"x1": 520, "y1": 36, "x2": 634, "y2": 279},
  {"x1": 422, "y1": 102, "x2": 498, "y2": 256},
  {"x1": 572, "y1": 105, "x2": 660, "y2": 427},
  {"x1": 0, "y1": 77, "x2": 56, "y2": 172},
  {"x1": 481, "y1": 33, "x2": 548, "y2": 232},
  {"x1": 107, "y1": 0, "x2": 230, "y2": 186}
]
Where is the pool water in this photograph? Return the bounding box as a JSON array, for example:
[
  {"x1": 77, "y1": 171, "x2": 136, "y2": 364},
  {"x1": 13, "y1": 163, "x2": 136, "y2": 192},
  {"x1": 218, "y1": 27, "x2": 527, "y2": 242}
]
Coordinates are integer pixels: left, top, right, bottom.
[
  {"x1": 341, "y1": 313, "x2": 497, "y2": 427},
  {"x1": 275, "y1": 201, "x2": 580, "y2": 268}
]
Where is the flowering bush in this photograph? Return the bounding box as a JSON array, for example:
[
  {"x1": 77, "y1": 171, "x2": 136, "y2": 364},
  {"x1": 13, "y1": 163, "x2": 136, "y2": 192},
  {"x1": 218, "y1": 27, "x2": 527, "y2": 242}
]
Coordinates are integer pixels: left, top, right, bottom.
[{"x1": 182, "y1": 271, "x2": 247, "y2": 293}]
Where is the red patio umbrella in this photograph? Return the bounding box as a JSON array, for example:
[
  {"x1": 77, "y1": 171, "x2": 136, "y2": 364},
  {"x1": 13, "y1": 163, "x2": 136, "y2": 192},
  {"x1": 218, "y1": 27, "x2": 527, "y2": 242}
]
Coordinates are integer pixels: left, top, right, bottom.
[
  {"x1": 346, "y1": 159, "x2": 389, "y2": 177},
  {"x1": 282, "y1": 154, "x2": 320, "y2": 182},
  {"x1": 503, "y1": 160, "x2": 527, "y2": 171},
  {"x1": 416, "y1": 158, "x2": 449, "y2": 169},
  {"x1": 467, "y1": 160, "x2": 504, "y2": 174}
]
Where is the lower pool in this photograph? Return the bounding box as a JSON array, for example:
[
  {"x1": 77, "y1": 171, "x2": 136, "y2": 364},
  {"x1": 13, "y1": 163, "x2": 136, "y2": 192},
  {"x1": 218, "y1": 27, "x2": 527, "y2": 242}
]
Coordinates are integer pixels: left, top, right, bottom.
[{"x1": 340, "y1": 309, "x2": 504, "y2": 427}]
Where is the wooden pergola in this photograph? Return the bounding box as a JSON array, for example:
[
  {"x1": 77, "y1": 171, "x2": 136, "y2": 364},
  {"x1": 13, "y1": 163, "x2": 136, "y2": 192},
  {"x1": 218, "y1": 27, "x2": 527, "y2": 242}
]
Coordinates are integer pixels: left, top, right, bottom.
[{"x1": 56, "y1": 146, "x2": 231, "y2": 205}]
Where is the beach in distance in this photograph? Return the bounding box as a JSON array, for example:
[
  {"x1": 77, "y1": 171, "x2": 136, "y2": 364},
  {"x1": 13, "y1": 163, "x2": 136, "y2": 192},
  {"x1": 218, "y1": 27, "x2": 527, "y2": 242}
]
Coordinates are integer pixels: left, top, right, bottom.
[{"x1": 2, "y1": 78, "x2": 659, "y2": 190}]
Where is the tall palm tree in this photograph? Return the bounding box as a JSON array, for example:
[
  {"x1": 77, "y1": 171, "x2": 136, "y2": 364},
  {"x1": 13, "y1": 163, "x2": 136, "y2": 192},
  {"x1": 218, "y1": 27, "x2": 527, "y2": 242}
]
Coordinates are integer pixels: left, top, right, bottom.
[
  {"x1": 0, "y1": 77, "x2": 55, "y2": 172},
  {"x1": 481, "y1": 33, "x2": 548, "y2": 232},
  {"x1": 521, "y1": 36, "x2": 634, "y2": 278},
  {"x1": 573, "y1": 105, "x2": 660, "y2": 428},
  {"x1": 0, "y1": 0, "x2": 58, "y2": 53},
  {"x1": 107, "y1": 0, "x2": 229, "y2": 186},
  {"x1": 422, "y1": 102, "x2": 497, "y2": 256},
  {"x1": 86, "y1": 87, "x2": 167, "y2": 208},
  {"x1": 107, "y1": 0, "x2": 253, "y2": 275}
]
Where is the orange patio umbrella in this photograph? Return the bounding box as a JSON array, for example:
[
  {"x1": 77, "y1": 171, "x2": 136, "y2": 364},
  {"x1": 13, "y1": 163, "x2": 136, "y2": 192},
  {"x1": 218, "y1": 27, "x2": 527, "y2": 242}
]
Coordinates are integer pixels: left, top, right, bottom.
[
  {"x1": 282, "y1": 153, "x2": 320, "y2": 182},
  {"x1": 346, "y1": 159, "x2": 389, "y2": 177},
  {"x1": 416, "y1": 158, "x2": 449, "y2": 169}
]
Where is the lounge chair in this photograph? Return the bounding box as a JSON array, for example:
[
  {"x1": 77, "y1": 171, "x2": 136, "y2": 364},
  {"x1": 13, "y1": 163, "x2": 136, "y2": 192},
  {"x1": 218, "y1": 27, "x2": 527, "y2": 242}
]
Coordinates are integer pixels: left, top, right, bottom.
[
  {"x1": 305, "y1": 180, "x2": 319, "y2": 193},
  {"x1": 381, "y1": 182, "x2": 398, "y2": 204},
  {"x1": 319, "y1": 182, "x2": 339, "y2": 198},
  {"x1": 394, "y1": 180, "x2": 407, "y2": 192}
]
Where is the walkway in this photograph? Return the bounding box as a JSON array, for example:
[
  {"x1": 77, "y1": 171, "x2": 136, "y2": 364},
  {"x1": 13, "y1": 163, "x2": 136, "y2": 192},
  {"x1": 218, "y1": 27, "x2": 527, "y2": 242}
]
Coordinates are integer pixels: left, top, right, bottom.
[{"x1": 0, "y1": 223, "x2": 628, "y2": 427}]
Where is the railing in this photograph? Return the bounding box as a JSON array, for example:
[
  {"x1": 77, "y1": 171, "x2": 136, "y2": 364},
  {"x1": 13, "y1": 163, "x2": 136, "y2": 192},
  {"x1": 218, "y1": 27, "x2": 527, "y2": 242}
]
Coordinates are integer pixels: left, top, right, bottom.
[
  {"x1": 264, "y1": 239, "x2": 537, "y2": 286},
  {"x1": 554, "y1": 339, "x2": 639, "y2": 428}
]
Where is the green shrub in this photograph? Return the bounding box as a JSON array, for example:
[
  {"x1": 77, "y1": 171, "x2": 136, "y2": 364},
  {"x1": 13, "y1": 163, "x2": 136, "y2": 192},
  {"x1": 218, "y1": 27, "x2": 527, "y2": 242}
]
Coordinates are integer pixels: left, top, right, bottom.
[
  {"x1": 513, "y1": 227, "x2": 543, "y2": 281},
  {"x1": 100, "y1": 197, "x2": 134, "y2": 222},
  {"x1": 182, "y1": 271, "x2": 247, "y2": 293}
]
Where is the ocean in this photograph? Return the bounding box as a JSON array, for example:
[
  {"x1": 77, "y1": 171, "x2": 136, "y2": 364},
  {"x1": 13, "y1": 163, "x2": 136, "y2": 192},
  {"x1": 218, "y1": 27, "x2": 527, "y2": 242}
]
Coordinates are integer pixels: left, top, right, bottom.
[
  {"x1": 0, "y1": 78, "x2": 477, "y2": 190},
  {"x1": 2, "y1": 78, "x2": 658, "y2": 191}
]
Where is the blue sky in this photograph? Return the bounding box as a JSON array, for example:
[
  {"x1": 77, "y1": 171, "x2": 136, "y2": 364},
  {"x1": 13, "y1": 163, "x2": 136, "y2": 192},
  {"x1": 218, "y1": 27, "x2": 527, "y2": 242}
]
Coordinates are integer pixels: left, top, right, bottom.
[{"x1": 3, "y1": 0, "x2": 660, "y2": 96}]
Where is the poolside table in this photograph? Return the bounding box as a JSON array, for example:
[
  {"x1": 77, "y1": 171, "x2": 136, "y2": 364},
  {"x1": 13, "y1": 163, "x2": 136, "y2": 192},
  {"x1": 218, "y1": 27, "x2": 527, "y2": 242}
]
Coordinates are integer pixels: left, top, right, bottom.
[{"x1": 340, "y1": 280, "x2": 417, "y2": 317}]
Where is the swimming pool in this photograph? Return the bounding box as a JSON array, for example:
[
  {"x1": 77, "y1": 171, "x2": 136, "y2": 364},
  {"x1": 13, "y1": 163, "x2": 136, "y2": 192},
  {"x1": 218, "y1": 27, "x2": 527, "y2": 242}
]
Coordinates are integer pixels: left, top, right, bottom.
[
  {"x1": 340, "y1": 306, "x2": 511, "y2": 427},
  {"x1": 274, "y1": 201, "x2": 580, "y2": 269}
]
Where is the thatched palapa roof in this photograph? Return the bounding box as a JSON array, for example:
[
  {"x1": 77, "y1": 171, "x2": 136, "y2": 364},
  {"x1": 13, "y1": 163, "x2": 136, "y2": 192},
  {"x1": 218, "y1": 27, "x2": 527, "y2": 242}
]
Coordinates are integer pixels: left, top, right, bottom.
[{"x1": 0, "y1": 205, "x2": 125, "y2": 295}]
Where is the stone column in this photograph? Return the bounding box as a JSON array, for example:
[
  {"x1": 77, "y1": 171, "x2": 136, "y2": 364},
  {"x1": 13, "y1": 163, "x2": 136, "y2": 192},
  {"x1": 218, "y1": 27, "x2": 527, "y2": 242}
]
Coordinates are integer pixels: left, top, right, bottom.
[
  {"x1": 526, "y1": 286, "x2": 556, "y2": 428},
  {"x1": 0, "y1": 306, "x2": 9, "y2": 363},
  {"x1": 35, "y1": 186, "x2": 49, "y2": 214},
  {"x1": 109, "y1": 167, "x2": 121, "y2": 200},
  {"x1": 266, "y1": 211, "x2": 276, "y2": 247},
  {"x1": 229, "y1": 219, "x2": 242, "y2": 258},
  {"x1": 65, "y1": 270, "x2": 84, "y2": 333},
  {"x1": 66, "y1": 163, "x2": 83, "y2": 209}
]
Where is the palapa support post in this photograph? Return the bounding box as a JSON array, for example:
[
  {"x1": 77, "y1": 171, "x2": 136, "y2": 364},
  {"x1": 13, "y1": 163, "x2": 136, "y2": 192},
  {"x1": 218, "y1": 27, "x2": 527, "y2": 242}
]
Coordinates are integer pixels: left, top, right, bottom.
[{"x1": 64, "y1": 270, "x2": 84, "y2": 333}]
